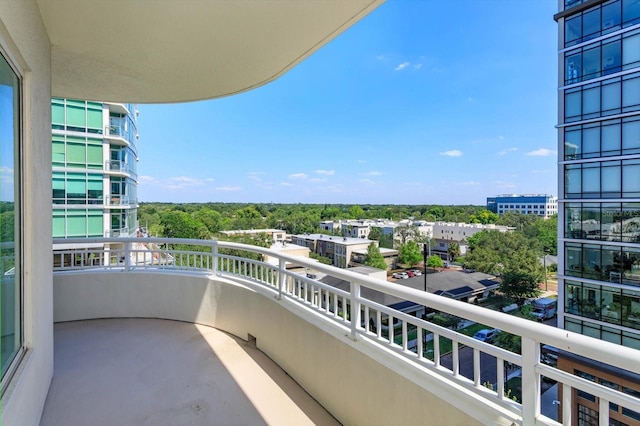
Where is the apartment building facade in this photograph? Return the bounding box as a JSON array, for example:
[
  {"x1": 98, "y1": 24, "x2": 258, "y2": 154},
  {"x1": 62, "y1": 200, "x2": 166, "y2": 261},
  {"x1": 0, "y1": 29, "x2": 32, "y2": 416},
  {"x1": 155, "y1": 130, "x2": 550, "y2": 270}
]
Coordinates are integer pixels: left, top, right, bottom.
[
  {"x1": 555, "y1": 0, "x2": 640, "y2": 423},
  {"x1": 52, "y1": 99, "x2": 139, "y2": 239},
  {"x1": 290, "y1": 234, "x2": 375, "y2": 268},
  {"x1": 486, "y1": 194, "x2": 558, "y2": 218}
]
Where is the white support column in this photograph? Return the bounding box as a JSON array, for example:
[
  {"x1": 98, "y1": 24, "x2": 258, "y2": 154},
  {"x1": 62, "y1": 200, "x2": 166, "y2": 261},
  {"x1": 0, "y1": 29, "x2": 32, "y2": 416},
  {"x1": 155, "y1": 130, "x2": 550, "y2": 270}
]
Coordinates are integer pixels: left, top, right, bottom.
[
  {"x1": 349, "y1": 281, "x2": 361, "y2": 341},
  {"x1": 520, "y1": 337, "x2": 541, "y2": 426}
]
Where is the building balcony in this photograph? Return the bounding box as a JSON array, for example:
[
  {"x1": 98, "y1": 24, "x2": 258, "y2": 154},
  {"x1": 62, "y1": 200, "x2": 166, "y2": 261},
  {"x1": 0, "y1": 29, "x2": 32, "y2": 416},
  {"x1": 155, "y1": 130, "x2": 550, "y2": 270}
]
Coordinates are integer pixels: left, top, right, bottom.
[
  {"x1": 46, "y1": 237, "x2": 640, "y2": 426},
  {"x1": 104, "y1": 160, "x2": 137, "y2": 180},
  {"x1": 104, "y1": 195, "x2": 137, "y2": 208}
]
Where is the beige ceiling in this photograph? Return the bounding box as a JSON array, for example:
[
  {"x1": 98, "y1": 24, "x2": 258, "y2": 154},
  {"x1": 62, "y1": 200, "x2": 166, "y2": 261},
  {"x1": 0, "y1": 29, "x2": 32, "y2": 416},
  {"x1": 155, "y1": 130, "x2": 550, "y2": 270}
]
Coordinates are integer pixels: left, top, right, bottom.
[{"x1": 38, "y1": 0, "x2": 384, "y2": 104}]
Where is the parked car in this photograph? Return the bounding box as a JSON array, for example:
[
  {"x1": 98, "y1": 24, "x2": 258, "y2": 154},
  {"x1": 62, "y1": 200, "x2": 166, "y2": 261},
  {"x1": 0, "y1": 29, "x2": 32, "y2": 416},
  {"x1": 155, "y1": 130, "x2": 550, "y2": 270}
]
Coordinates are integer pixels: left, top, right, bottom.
[
  {"x1": 392, "y1": 272, "x2": 409, "y2": 279},
  {"x1": 472, "y1": 329, "x2": 499, "y2": 343},
  {"x1": 411, "y1": 269, "x2": 422, "y2": 276},
  {"x1": 406, "y1": 271, "x2": 415, "y2": 277}
]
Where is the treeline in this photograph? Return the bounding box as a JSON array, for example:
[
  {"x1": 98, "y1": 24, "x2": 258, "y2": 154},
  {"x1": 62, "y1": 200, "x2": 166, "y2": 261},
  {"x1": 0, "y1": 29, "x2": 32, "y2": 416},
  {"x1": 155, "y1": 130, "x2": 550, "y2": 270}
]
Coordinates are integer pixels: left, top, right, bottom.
[{"x1": 138, "y1": 203, "x2": 494, "y2": 238}]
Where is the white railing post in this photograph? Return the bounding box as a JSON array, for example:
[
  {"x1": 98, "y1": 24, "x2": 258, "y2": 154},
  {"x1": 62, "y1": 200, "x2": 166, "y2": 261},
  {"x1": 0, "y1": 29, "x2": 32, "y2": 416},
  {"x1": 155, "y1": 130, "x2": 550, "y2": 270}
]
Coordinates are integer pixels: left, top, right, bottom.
[
  {"x1": 520, "y1": 336, "x2": 541, "y2": 426},
  {"x1": 277, "y1": 258, "x2": 285, "y2": 300},
  {"x1": 212, "y1": 241, "x2": 219, "y2": 275},
  {"x1": 349, "y1": 281, "x2": 361, "y2": 341},
  {"x1": 124, "y1": 240, "x2": 132, "y2": 271}
]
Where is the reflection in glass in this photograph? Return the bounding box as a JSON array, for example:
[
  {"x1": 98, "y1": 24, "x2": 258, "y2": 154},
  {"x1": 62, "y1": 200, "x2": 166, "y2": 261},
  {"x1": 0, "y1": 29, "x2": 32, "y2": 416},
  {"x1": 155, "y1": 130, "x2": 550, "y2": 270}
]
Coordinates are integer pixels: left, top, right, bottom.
[{"x1": 0, "y1": 51, "x2": 20, "y2": 381}]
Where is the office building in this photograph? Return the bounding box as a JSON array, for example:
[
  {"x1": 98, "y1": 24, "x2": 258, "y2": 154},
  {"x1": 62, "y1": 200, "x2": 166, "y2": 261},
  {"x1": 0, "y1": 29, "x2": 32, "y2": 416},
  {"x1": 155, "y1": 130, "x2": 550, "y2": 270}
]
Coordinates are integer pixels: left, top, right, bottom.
[
  {"x1": 556, "y1": 0, "x2": 640, "y2": 423},
  {"x1": 487, "y1": 194, "x2": 558, "y2": 218},
  {"x1": 52, "y1": 99, "x2": 139, "y2": 238}
]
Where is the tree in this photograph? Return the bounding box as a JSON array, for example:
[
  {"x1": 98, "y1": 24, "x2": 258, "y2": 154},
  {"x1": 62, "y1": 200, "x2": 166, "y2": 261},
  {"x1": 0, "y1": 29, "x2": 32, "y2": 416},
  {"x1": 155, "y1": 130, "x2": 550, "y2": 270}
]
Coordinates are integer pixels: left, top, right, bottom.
[
  {"x1": 448, "y1": 242, "x2": 460, "y2": 261},
  {"x1": 463, "y1": 230, "x2": 543, "y2": 279},
  {"x1": 399, "y1": 240, "x2": 423, "y2": 267},
  {"x1": 368, "y1": 226, "x2": 382, "y2": 241},
  {"x1": 499, "y1": 271, "x2": 541, "y2": 305},
  {"x1": 363, "y1": 242, "x2": 387, "y2": 270},
  {"x1": 468, "y1": 209, "x2": 499, "y2": 224},
  {"x1": 493, "y1": 331, "x2": 521, "y2": 355},
  {"x1": 426, "y1": 255, "x2": 443, "y2": 268},
  {"x1": 394, "y1": 224, "x2": 423, "y2": 246},
  {"x1": 160, "y1": 210, "x2": 206, "y2": 239}
]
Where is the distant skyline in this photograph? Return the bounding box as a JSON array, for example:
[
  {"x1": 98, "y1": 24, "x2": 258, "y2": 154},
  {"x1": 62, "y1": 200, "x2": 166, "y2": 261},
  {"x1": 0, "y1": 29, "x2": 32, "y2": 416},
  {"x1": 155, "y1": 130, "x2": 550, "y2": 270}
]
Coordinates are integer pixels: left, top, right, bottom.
[{"x1": 137, "y1": 0, "x2": 558, "y2": 205}]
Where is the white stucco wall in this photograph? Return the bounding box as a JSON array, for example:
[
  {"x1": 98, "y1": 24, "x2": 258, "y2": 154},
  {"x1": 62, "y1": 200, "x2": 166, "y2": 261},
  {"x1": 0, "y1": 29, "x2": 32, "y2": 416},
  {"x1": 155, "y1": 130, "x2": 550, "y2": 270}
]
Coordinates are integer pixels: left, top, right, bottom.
[{"x1": 0, "y1": 1, "x2": 54, "y2": 425}]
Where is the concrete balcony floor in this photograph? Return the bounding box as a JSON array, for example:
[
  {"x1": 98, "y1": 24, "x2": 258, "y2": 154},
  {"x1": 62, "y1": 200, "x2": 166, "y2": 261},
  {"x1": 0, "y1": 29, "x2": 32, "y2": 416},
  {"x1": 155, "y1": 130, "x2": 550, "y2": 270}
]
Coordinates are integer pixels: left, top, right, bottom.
[{"x1": 40, "y1": 318, "x2": 340, "y2": 426}]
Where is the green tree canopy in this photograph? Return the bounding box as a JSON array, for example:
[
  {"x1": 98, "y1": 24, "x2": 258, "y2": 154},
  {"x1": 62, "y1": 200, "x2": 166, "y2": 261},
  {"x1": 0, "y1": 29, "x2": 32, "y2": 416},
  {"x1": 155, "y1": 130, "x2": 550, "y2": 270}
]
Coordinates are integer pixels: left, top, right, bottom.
[
  {"x1": 448, "y1": 242, "x2": 460, "y2": 261},
  {"x1": 363, "y1": 242, "x2": 388, "y2": 270},
  {"x1": 426, "y1": 255, "x2": 444, "y2": 268},
  {"x1": 160, "y1": 210, "x2": 208, "y2": 239},
  {"x1": 399, "y1": 240, "x2": 423, "y2": 267},
  {"x1": 463, "y1": 230, "x2": 544, "y2": 279},
  {"x1": 499, "y1": 271, "x2": 541, "y2": 305},
  {"x1": 368, "y1": 226, "x2": 382, "y2": 241}
]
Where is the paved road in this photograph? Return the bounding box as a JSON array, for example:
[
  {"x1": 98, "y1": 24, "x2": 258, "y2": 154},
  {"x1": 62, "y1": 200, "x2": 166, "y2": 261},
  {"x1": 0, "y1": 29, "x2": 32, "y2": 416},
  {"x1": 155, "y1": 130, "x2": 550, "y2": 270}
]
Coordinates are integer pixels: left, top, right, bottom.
[{"x1": 440, "y1": 346, "x2": 503, "y2": 386}]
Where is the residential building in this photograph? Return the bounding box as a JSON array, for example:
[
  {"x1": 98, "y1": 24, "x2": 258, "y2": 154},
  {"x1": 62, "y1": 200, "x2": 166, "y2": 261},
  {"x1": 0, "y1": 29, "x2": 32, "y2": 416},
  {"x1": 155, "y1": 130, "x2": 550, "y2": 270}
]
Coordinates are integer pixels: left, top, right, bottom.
[
  {"x1": 487, "y1": 194, "x2": 558, "y2": 218},
  {"x1": 431, "y1": 222, "x2": 513, "y2": 260},
  {"x1": 350, "y1": 246, "x2": 399, "y2": 269},
  {"x1": 290, "y1": 234, "x2": 375, "y2": 268},
  {"x1": 555, "y1": 0, "x2": 640, "y2": 423},
  {"x1": 52, "y1": 99, "x2": 139, "y2": 239}
]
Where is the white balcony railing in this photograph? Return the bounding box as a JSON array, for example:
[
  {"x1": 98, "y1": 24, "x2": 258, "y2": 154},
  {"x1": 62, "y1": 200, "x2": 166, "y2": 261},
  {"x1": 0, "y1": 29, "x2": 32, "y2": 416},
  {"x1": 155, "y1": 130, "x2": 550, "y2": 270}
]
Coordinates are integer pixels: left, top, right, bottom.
[{"x1": 52, "y1": 237, "x2": 640, "y2": 425}]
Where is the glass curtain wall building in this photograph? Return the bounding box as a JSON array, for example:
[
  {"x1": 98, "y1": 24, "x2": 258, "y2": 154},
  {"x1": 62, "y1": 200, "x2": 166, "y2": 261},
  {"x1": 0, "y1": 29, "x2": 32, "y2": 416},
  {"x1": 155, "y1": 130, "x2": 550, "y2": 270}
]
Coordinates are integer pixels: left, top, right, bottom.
[
  {"x1": 556, "y1": 0, "x2": 640, "y2": 423},
  {"x1": 52, "y1": 99, "x2": 139, "y2": 239}
]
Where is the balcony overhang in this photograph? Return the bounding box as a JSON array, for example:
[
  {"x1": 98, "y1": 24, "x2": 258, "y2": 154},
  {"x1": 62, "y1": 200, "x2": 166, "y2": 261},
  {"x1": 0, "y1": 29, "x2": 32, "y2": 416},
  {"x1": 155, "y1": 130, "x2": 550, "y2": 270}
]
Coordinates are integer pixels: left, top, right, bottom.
[{"x1": 38, "y1": 0, "x2": 384, "y2": 103}]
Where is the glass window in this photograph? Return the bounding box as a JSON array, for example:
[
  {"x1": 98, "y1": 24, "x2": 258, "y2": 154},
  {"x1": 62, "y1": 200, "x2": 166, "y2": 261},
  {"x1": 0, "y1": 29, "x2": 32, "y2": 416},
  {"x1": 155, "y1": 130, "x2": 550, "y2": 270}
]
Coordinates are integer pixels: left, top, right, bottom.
[
  {"x1": 602, "y1": 121, "x2": 621, "y2": 155},
  {"x1": 566, "y1": 52, "x2": 581, "y2": 84},
  {"x1": 52, "y1": 137, "x2": 65, "y2": 167},
  {"x1": 565, "y1": 127, "x2": 581, "y2": 159},
  {"x1": 602, "y1": 79, "x2": 621, "y2": 115},
  {"x1": 87, "y1": 143, "x2": 102, "y2": 169},
  {"x1": 566, "y1": 282, "x2": 581, "y2": 315},
  {"x1": 583, "y1": 46, "x2": 601, "y2": 79},
  {"x1": 622, "y1": 74, "x2": 640, "y2": 111},
  {"x1": 52, "y1": 101, "x2": 65, "y2": 127},
  {"x1": 583, "y1": 126, "x2": 601, "y2": 156},
  {"x1": 53, "y1": 210, "x2": 65, "y2": 238},
  {"x1": 86, "y1": 107, "x2": 102, "y2": 133},
  {"x1": 623, "y1": 118, "x2": 640, "y2": 154},
  {"x1": 582, "y1": 163, "x2": 600, "y2": 195},
  {"x1": 583, "y1": 8, "x2": 601, "y2": 40},
  {"x1": 623, "y1": 31, "x2": 640, "y2": 70},
  {"x1": 623, "y1": 0, "x2": 640, "y2": 25},
  {"x1": 566, "y1": 165, "x2": 582, "y2": 196},
  {"x1": 87, "y1": 211, "x2": 103, "y2": 237},
  {"x1": 622, "y1": 203, "x2": 640, "y2": 243},
  {"x1": 66, "y1": 104, "x2": 86, "y2": 130},
  {"x1": 565, "y1": 89, "x2": 582, "y2": 120},
  {"x1": 602, "y1": 39, "x2": 621, "y2": 75},
  {"x1": 601, "y1": 161, "x2": 621, "y2": 196},
  {"x1": 623, "y1": 159, "x2": 640, "y2": 197},
  {"x1": 622, "y1": 288, "x2": 640, "y2": 329},
  {"x1": 0, "y1": 50, "x2": 21, "y2": 383},
  {"x1": 566, "y1": 15, "x2": 582, "y2": 46},
  {"x1": 583, "y1": 85, "x2": 600, "y2": 117},
  {"x1": 602, "y1": 1, "x2": 622, "y2": 33},
  {"x1": 66, "y1": 211, "x2": 87, "y2": 237}
]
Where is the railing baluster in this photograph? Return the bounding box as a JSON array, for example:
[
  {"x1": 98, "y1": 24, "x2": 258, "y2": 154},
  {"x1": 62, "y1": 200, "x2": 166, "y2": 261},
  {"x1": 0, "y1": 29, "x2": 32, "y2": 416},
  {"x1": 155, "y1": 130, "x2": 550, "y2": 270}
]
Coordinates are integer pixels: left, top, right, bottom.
[
  {"x1": 599, "y1": 397, "x2": 609, "y2": 426},
  {"x1": 402, "y1": 321, "x2": 408, "y2": 351},
  {"x1": 417, "y1": 327, "x2": 423, "y2": 359},
  {"x1": 434, "y1": 334, "x2": 440, "y2": 367},
  {"x1": 497, "y1": 359, "x2": 505, "y2": 399},
  {"x1": 562, "y1": 384, "x2": 572, "y2": 425},
  {"x1": 350, "y1": 282, "x2": 360, "y2": 340},
  {"x1": 473, "y1": 348, "x2": 480, "y2": 387},
  {"x1": 520, "y1": 337, "x2": 540, "y2": 426},
  {"x1": 452, "y1": 343, "x2": 459, "y2": 377}
]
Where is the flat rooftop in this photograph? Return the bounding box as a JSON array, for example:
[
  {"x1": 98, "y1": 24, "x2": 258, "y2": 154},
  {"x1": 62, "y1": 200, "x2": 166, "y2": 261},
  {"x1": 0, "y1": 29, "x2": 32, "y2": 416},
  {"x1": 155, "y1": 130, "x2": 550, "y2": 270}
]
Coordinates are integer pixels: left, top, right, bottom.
[{"x1": 40, "y1": 318, "x2": 339, "y2": 426}]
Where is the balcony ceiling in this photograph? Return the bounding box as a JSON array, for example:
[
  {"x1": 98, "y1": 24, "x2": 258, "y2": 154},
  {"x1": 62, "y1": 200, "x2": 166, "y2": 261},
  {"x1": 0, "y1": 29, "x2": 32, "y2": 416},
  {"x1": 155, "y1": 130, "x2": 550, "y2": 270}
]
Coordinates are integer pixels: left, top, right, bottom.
[{"x1": 38, "y1": 0, "x2": 384, "y2": 103}]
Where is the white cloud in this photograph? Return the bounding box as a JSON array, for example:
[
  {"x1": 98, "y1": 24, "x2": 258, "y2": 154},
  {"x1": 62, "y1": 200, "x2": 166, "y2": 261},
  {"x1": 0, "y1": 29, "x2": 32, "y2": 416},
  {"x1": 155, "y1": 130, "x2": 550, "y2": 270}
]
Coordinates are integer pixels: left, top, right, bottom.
[
  {"x1": 394, "y1": 62, "x2": 410, "y2": 71},
  {"x1": 498, "y1": 147, "x2": 518, "y2": 156},
  {"x1": 357, "y1": 160, "x2": 367, "y2": 164},
  {"x1": 527, "y1": 148, "x2": 555, "y2": 156},
  {"x1": 314, "y1": 169, "x2": 335, "y2": 176},
  {"x1": 413, "y1": 64, "x2": 423, "y2": 70},
  {"x1": 288, "y1": 173, "x2": 308, "y2": 180},
  {"x1": 280, "y1": 182, "x2": 294, "y2": 187},
  {"x1": 0, "y1": 166, "x2": 14, "y2": 183},
  {"x1": 360, "y1": 171, "x2": 383, "y2": 176},
  {"x1": 215, "y1": 186, "x2": 241, "y2": 191},
  {"x1": 440, "y1": 150, "x2": 463, "y2": 157},
  {"x1": 164, "y1": 176, "x2": 215, "y2": 190}
]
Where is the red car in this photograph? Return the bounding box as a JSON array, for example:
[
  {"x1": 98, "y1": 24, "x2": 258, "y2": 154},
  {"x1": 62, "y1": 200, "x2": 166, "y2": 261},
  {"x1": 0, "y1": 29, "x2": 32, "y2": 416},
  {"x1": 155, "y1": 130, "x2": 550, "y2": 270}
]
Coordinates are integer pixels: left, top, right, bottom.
[{"x1": 405, "y1": 271, "x2": 415, "y2": 277}]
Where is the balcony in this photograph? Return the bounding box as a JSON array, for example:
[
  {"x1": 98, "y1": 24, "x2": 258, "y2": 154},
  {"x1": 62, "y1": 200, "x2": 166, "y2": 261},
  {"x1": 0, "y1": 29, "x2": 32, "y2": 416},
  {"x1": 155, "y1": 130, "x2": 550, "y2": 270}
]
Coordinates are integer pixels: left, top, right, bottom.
[
  {"x1": 47, "y1": 238, "x2": 640, "y2": 425},
  {"x1": 104, "y1": 160, "x2": 137, "y2": 180},
  {"x1": 104, "y1": 195, "x2": 137, "y2": 208}
]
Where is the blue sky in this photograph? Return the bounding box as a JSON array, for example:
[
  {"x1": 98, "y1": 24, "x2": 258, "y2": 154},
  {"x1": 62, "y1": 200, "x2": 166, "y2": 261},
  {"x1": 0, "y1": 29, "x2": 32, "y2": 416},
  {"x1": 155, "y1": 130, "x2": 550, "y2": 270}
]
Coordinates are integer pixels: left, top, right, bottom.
[{"x1": 137, "y1": 0, "x2": 558, "y2": 205}]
